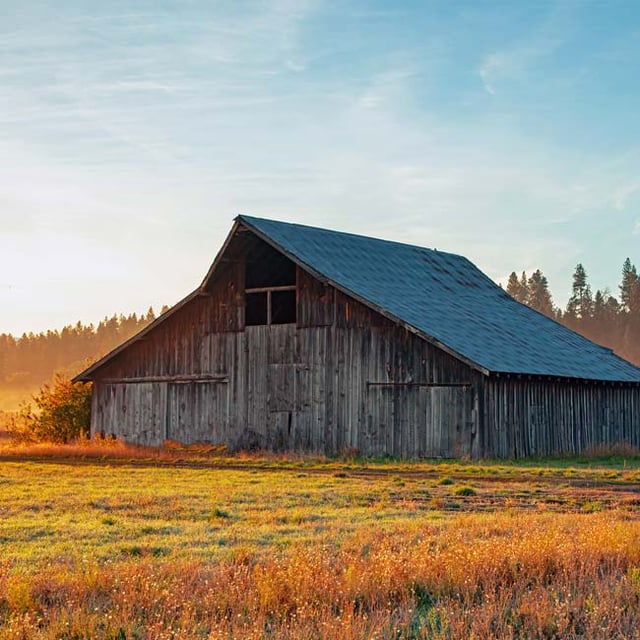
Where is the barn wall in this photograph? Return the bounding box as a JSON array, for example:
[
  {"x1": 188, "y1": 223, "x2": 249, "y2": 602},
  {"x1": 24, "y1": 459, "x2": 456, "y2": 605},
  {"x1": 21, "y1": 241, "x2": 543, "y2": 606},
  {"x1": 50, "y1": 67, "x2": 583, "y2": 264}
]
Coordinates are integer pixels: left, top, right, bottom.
[
  {"x1": 484, "y1": 377, "x2": 640, "y2": 458},
  {"x1": 88, "y1": 251, "x2": 640, "y2": 459},
  {"x1": 91, "y1": 264, "x2": 480, "y2": 456}
]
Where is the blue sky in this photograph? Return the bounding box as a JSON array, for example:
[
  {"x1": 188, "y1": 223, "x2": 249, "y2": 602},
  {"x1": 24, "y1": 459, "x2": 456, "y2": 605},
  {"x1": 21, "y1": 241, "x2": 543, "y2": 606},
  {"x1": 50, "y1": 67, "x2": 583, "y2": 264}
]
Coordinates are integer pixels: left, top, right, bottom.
[{"x1": 1, "y1": 0, "x2": 639, "y2": 335}]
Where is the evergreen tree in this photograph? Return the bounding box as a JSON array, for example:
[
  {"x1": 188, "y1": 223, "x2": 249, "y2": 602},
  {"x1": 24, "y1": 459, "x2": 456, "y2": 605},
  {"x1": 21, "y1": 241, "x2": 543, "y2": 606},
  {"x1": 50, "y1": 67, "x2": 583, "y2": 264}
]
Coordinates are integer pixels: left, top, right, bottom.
[
  {"x1": 566, "y1": 263, "x2": 593, "y2": 323},
  {"x1": 618, "y1": 258, "x2": 640, "y2": 363},
  {"x1": 620, "y1": 258, "x2": 639, "y2": 312},
  {"x1": 592, "y1": 289, "x2": 620, "y2": 349},
  {"x1": 593, "y1": 289, "x2": 605, "y2": 320},
  {"x1": 506, "y1": 271, "x2": 529, "y2": 303},
  {"x1": 520, "y1": 271, "x2": 528, "y2": 301},
  {"x1": 526, "y1": 269, "x2": 554, "y2": 317}
]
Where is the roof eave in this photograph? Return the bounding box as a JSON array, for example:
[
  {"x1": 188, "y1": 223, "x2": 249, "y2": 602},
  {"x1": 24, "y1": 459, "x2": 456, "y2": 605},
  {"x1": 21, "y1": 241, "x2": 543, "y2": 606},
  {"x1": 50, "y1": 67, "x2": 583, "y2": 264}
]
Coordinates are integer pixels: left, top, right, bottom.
[{"x1": 488, "y1": 370, "x2": 640, "y2": 385}]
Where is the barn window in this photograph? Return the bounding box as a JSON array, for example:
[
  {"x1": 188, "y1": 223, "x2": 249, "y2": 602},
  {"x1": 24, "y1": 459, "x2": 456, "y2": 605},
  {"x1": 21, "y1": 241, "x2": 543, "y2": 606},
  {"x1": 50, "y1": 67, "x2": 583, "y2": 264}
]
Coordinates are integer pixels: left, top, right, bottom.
[
  {"x1": 245, "y1": 291, "x2": 268, "y2": 325},
  {"x1": 245, "y1": 247, "x2": 296, "y2": 326},
  {"x1": 271, "y1": 289, "x2": 296, "y2": 324},
  {"x1": 245, "y1": 286, "x2": 296, "y2": 325}
]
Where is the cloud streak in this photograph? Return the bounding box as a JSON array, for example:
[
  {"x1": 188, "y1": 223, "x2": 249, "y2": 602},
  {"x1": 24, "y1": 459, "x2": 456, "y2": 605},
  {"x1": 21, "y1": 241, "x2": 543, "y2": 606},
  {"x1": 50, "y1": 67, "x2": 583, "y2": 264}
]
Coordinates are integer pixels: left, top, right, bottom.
[{"x1": 479, "y1": 36, "x2": 563, "y2": 95}]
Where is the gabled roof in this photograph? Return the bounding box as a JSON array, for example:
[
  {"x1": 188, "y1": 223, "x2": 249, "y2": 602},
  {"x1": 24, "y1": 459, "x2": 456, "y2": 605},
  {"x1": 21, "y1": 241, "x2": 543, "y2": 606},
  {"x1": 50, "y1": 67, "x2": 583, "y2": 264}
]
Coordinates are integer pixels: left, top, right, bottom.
[
  {"x1": 235, "y1": 215, "x2": 640, "y2": 383},
  {"x1": 76, "y1": 215, "x2": 640, "y2": 384}
]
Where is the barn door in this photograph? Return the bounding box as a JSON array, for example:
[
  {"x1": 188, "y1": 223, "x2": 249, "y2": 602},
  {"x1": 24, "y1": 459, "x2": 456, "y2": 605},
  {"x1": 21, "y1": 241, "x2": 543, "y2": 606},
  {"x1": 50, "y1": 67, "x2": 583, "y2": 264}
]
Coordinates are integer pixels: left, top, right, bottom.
[
  {"x1": 166, "y1": 381, "x2": 229, "y2": 444},
  {"x1": 428, "y1": 386, "x2": 473, "y2": 458},
  {"x1": 244, "y1": 325, "x2": 319, "y2": 451},
  {"x1": 366, "y1": 384, "x2": 474, "y2": 457},
  {"x1": 267, "y1": 363, "x2": 315, "y2": 450}
]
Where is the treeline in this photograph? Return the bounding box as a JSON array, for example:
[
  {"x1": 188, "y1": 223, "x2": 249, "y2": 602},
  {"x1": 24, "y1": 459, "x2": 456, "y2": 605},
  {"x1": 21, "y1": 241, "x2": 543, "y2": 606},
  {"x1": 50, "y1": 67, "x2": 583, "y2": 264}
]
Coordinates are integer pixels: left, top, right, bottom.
[
  {"x1": 507, "y1": 258, "x2": 640, "y2": 365},
  {"x1": 0, "y1": 307, "x2": 165, "y2": 391}
]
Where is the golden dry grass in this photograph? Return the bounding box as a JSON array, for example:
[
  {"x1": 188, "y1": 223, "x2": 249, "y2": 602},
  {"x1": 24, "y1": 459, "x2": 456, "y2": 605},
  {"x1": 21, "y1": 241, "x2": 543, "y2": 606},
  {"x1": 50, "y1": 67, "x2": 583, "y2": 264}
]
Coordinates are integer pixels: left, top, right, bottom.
[{"x1": 1, "y1": 448, "x2": 640, "y2": 638}]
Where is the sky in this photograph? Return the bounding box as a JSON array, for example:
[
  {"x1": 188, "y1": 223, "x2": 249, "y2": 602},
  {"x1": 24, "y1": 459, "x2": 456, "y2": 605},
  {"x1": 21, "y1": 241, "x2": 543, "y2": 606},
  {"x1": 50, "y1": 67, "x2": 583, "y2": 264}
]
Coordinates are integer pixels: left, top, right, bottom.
[{"x1": 1, "y1": 0, "x2": 639, "y2": 336}]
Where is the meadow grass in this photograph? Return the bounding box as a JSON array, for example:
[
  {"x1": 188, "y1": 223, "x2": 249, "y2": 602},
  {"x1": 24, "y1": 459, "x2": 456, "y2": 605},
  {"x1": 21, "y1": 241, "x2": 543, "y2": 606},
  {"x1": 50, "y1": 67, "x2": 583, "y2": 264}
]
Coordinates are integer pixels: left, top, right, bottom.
[{"x1": 1, "y1": 447, "x2": 640, "y2": 638}]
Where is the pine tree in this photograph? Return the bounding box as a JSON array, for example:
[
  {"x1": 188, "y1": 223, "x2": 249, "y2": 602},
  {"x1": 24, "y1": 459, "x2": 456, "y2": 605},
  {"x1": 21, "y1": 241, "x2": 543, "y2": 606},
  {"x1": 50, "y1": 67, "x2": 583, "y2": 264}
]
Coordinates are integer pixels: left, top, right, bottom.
[
  {"x1": 593, "y1": 289, "x2": 605, "y2": 322},
  {"x1": 620, "y1": 258, "x2": 639, "y2": 312},
  {"x1": 519, "y1": 271, "x2": 528, "y2": 301},
  {"x1": 506, "y1": 272, "x2": 525, "y2": 302},
  {"x1": 506, "y1": 271, "x2": 530, "y2": 303},
  {"x1": 592, "y1": 289, "x2": 620, "y2": 349},
  {"x1": 526, "y1": 269, "x2": 554, "y2": 317},
  {"x1": 566, "y1": 263, "x2": 593, "y2": 323},
  {"x1": 619, "y1": 258, "x2": 640, "y2": 363}
]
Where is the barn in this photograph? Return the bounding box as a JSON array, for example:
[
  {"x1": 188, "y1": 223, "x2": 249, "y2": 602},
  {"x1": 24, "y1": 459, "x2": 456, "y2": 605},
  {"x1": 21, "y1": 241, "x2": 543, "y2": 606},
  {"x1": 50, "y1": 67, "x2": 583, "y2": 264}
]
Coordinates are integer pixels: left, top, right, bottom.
[{"x1": 75, "y1": 216, "x2": 640, "y2": 458}]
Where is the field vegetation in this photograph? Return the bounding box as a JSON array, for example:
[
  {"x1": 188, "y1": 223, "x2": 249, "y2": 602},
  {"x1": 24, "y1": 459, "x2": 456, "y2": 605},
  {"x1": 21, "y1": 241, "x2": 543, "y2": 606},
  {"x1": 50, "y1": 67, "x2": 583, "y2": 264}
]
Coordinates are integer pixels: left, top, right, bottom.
[{"x1": 1, "y1": 444, "x2": 640, "y2": 638}]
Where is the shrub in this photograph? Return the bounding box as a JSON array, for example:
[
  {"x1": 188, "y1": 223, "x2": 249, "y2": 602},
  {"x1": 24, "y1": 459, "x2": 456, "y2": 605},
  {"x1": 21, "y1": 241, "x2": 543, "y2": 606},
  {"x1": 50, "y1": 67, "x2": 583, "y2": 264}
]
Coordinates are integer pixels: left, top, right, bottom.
[
  {"x1": 454, "y1": 486, "x2": 477, "y2": 496},
  {"x1": 7, "y1": 374, "x2": 92, "y2": 443},
  {"x1": 209, "y1": 507, "x2": 231, "y2": 520}
]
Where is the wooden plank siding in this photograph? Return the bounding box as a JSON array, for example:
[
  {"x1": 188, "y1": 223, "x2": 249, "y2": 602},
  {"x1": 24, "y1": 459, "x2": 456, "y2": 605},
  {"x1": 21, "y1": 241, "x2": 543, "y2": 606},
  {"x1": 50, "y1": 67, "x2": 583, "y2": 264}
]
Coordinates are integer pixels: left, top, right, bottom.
[
  {"x1": 484, "y1": 377, "x2": 640, "y2": 458},
  {"x1": 89, "y1": 253, "x2": 640, "y2": 459}
]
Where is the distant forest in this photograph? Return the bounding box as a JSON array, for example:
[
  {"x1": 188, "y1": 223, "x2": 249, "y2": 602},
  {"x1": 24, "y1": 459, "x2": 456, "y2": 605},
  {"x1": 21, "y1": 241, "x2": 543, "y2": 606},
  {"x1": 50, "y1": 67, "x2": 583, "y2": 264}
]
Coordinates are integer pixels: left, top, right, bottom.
[
  {"x1": 0, "y1": 257, "x2": 639, "y2": 411},
  {"x1": 505, "y1": 258, "x2": 640, "y2": 366},
  {"x1": 0, "y1": 307, "x2": 165, "y2": 411}
]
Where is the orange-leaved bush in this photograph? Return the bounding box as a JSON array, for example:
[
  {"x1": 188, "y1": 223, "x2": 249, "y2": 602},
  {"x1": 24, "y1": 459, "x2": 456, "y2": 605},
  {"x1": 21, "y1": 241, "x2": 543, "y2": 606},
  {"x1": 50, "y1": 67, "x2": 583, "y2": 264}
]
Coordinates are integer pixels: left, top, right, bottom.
[{"x1": 8, "y1": 374, "x2": 91, "y2": 443}]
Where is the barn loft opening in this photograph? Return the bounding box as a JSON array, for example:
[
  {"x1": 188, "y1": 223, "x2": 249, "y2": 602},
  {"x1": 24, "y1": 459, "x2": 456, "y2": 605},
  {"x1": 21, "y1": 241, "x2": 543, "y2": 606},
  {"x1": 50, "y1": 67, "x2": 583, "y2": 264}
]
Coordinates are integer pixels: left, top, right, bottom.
[{"x1": 245, "y1": 237, "x2": 296, "y2": 326}]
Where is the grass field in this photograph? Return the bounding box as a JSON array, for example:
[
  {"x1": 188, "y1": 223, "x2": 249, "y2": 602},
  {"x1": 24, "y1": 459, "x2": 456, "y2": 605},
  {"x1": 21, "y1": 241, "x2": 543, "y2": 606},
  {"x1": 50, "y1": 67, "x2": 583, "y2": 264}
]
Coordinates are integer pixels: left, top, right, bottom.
[{"x1": 1, "y1": 445, "x2": 640, "y2": 638}]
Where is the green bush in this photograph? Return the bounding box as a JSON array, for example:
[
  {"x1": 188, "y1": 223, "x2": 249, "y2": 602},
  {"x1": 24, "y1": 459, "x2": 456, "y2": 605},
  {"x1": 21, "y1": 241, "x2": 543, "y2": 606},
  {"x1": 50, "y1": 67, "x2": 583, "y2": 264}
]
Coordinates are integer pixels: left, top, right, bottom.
[
  {"x1": 454, "y1": 486, "x2": 477, "y2": 497},
  {"x1": 8, "y1": 375, "x2": 92, "y2": 443}
]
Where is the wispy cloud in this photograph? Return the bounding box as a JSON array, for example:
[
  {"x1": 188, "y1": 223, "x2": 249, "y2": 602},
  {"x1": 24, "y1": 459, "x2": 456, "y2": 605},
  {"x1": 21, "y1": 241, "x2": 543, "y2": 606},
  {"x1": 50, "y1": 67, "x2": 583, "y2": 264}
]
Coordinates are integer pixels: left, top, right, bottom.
[
  {"x1": 477, "y1": 3, "x2": 570, "y2": 97},
  {"x1": 355, "y1": 67, "x2": 417, "y2": 110},
  {"x1": 613, "y1": 184, "x2": 640, "y2": 211},
  {"x1": 479, "y1": 36, "x2": 562, "y2": 95},
  {"x1": 0, "y1": 0, "x2": 321, "y2": 160}
]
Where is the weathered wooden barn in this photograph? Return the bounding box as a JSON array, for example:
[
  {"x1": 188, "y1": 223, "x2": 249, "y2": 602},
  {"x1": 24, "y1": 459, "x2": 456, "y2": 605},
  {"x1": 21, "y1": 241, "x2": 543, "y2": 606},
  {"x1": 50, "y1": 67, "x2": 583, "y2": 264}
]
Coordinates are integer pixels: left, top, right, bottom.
[{"x1": 75, "y1": 216, "x2": 640, "y2": 458}]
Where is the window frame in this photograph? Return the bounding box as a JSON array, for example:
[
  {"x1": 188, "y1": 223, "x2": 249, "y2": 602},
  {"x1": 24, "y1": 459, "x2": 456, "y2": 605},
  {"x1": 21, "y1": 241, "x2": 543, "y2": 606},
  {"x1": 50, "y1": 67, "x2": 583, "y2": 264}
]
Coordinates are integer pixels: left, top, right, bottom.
[{"x1": 245, "y1": 284, "x2": 297, "y2": 326}]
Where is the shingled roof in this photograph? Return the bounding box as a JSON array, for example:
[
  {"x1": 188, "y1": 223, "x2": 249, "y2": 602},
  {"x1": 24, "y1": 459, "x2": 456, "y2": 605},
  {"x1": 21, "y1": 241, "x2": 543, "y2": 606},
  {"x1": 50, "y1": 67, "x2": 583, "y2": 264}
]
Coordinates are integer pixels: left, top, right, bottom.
[{"x1": 237, "y1": 215, "x2": 640, "y2": 383}]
